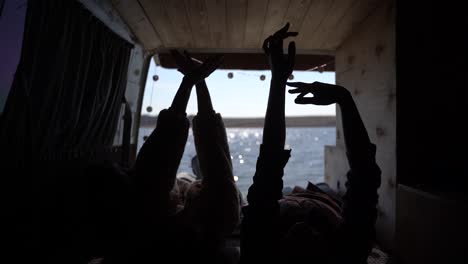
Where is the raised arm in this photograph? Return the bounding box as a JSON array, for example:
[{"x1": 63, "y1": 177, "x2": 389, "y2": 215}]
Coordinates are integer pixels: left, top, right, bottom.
[
  {"x1": 288, "y1": 81, "x2": 381, "y2": 262},
  {"x1": 171, "y1": 50, "x2": 239, "y2": 243},
  {"x1": 241, "y1": 23, "x2": 297, "y2": 263},
  {"x1": 134, "y1": 77, "x2": 193, "y2": 221},
  {"x1": 134, "y1": 54, "x2": 221, "y2": 222}
]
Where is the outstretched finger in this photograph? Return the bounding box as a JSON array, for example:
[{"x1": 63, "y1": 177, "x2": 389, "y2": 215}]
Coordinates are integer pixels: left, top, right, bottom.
[
  {"x1": 288, "y1": 87, "x2": 306, "y2": 94},
  {"x1": 286, "y1": 82, "x2": 306, "y2": 88},
  {"x1": 284, "y1": 32, "x2": 298, "y2": 38},
  {"x1": 274, "y1": 22, "x2": 290, "y2": 37}
]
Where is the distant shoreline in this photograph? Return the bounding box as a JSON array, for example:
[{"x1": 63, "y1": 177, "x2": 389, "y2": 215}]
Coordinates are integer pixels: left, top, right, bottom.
[{"x1": 140, "y1": 115, "x2": 336, "y2": 128}]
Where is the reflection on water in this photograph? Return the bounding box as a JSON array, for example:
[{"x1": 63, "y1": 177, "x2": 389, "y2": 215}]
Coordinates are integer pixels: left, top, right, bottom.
[{"x1": 138, "y1": 127, "x2": 336, "y2": 197}]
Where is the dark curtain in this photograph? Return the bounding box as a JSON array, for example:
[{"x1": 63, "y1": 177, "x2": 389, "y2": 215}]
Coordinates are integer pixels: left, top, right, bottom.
[
  {"x1": 1, "y1": 1, "x2": 133, "y2": 261},
  {"x1": 1, "y1": 0, "x2": 133, "y2": 166}
]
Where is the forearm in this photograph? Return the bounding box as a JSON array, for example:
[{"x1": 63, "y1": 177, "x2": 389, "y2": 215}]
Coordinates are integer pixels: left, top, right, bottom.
[
  {"x1": 170, "y1": 78, "x2": 194, "y2": 114},
  {"x1": 262, "y1": 77, "x2": 287, "y2": 149},
  {"x1": 338, "y1": 92, "x2": 372, "y2": 166},
  {"x1": 338, "y1": 92, "x2": 381, "y2": 262},
  {"x1": 134, "y1": 109, "x2": 189, "y2": 215},
  {"x1": 241, "y1": 145, "x2": 290, "y2": 263},
  {"x1": 195, "y1": 81, "x2": 215, "y2": 115},
  {"x1": 191, "y1": 112, "x2": 239, "y2": 237}
]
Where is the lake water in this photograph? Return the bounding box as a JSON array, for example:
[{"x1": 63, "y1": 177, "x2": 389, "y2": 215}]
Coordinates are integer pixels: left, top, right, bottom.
[{"x1": 138, "y1": 127, "x2": 336, "y2": 197}]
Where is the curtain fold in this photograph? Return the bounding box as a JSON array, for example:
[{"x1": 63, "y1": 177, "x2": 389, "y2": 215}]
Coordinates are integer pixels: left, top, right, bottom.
[{"x1": 0, "y1": 0, "x2": 133, "y2": 165}]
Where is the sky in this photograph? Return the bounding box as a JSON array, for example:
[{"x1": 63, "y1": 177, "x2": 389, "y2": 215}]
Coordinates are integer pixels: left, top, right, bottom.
[{"x1": 142, "y1": 60, "x2": 336, "y2": 118}]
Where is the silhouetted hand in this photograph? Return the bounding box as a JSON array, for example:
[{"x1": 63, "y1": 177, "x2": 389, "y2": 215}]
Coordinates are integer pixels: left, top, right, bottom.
[
  {"x1": 171, "y1": 50, "x2": 200, "y2": 74},
  {"x1": 287, "y1": 81, "x2": 350, "y2": 105},
  {"x1": 263, "y1": 23, "x2": 298, "y2": 81},
  {"x1": 171, "y1": 50, "x2": 223, "y2": 84}
]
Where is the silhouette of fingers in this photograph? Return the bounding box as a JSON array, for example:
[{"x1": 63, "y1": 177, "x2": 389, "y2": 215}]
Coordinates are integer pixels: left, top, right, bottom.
[
  {"x1": 274, "y1": 22, "x2": 290, "y2": 37},
  {"x1": 288, "y1": 88, "x2": 306, "y2": 94},
  {"x1": 284, "y1": 32, "x2": 298, "y2": 38},
  {"x1": 286, "y1": 82, "x2": 307, "y2": 88}
]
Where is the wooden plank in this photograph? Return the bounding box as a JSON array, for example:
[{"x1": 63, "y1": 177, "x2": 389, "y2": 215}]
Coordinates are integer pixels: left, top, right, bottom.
[
  {"x1": 244, "y1": 0, "x2": 269, "y2": 48},
  {"x1": 164, "y1": 0, "x2": 193, "y2": 48},
  {"x1": 282, "y1": 0, "x2": 313, "y2": 32},
  {"x1": 261, "y1": 0, "x2": 291, "y2": 42},
  {"x1": 308, "y1": 0, "x2": 356, "y2": 50},
  {"x1": 226, "y1": 0, "x2": 247, "y2": 48},
  {"x1": 111, "y1": 0, "x2": 162, "y2": 50},
  {"x1": 297, "y1": 0, "x2": 335, "y2": 50},
  {"x1": 138, "y1": 0, "x2": 177, "y2": 47},
  {"x1": 158, "y1": 52, "x2": 334, "y2": 70},
  {"x1": 321, "y1": 0, "x2": 380, "y2": 49},
  {"x1": 184, "y1": 0, "x2": 211, "y2": 48},
  {"x1": 205, "y1": 0, "x2": 228, "y2": 48}
]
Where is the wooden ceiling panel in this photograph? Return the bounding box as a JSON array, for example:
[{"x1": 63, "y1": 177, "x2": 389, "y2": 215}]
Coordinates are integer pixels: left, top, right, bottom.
[
  {"x1": 226, "y1": 0, "x2": 247, "y2": 48},
  {"x1": 113, "y1": 0, "x2": 383, "y2": 54},
  {"x1": 205, "y1": 0, "x2": 228, "y2": 48},
  {"x1": 321, "y1": 0, "x2": 380, "y2": 49},
  {"x1": 184, "y1": 0, "x2": 211, "y2": 48},
  {"x1": 138, "y1": 0, "x2": 177, "y2": 47},
  {"x1": 111, "y1": 0, "x2": 161, "y2": 50},
  {"x1": 306, "y1": 0, "x2": 355, "y2": 50},
  {"x1": 244, "y1": 0, "x2": 269, "y2": 48},
  {"x1": 261, "y1": 0, "x2": 290, "y2": 44},
  {"x1": 282, "y1": 0, "x2": 313, "y2": 32},
  {"x1": 296, "y1": 0, "x2": 335, "y2": 49},
  {"x1": 164, "y1": 0, "x2": 193, "y2": 48}
]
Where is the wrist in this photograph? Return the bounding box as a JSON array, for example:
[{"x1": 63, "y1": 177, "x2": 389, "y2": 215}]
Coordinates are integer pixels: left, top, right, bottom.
[
  {"x1": 337, "y1": 88, "x2": 352, "y2": 106},
  {"x1": 271, "y1": 75, "x2": 288, "y2": 84},
  {"x1": 182, "y1": 75, "x2": 197, "y2": 86}
]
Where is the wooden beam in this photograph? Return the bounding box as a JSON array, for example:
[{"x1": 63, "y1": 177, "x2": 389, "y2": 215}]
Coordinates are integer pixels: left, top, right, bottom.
[{"x1": 157, "y1": 52, "x2": 334, "y2": 71}]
